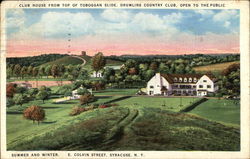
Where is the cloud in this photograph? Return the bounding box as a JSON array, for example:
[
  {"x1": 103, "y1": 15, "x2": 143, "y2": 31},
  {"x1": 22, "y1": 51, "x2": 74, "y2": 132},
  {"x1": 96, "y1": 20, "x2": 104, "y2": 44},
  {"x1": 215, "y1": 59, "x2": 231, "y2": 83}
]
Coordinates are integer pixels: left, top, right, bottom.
[
  {"x1": 224, "y1": 21, "x2": 231, "y2": 28},
  {"x1": 7, "y1": 9, "x2": 25, "y2": 30},
  {"x1": 12, "y1": 11, "x2": 95, "y2": 39},
  {"x1": 213, "y1": 10, "x2": 238, "y2": 22},
  {"x1": 101, "y1": 9, "x2": 132, "y2": 22},
  {"x1": 194, "y1": 10, "x2": 214, "y2": 16},
  {"x1": 163, "y1": 12, "x2": 183, "y2": 24},
  {"x1": 131, "y1": 12, "x2": 166, "y2": 32}
]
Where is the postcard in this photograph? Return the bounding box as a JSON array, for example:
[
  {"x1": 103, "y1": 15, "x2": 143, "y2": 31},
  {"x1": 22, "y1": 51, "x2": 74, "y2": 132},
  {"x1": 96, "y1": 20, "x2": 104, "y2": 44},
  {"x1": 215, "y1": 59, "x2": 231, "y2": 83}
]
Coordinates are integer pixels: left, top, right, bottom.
[{"x1": 0, "y1": 0, "x2": 249, "y2": 159}]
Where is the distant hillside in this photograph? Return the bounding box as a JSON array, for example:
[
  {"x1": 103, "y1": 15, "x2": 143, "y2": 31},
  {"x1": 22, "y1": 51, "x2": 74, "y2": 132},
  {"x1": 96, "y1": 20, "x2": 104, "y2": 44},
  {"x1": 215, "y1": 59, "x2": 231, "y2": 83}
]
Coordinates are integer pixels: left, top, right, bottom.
[
  {"x1": 193, "y1": 61, "x2": 240, "y2": 73},
  {"x1": 41, "y1": 55, "x2": 123, "y2": 67},
  {"x1": 41, "y1": 56, "x2": 84, "y2": 66},
  {"x1": 7, "y1": 54, "x2": 68, "y2": 67}
]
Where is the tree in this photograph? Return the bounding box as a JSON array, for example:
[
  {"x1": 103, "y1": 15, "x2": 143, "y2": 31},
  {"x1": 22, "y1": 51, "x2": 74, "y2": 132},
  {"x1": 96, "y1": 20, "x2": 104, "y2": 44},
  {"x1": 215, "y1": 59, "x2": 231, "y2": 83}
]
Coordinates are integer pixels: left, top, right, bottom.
[
  {"x1": 13, "y1": 64, "x2": 21, "y2": 78},
  {"x1": 21, "y1": 66, "x2": 27, "y2": 79},
  {"x1": 51, "y1": 64, "x2": 59, "y2": 78},
  {"x1": 27, "y1": 88, "x2": 38, "y2": 98},
  {"x1": 13, "y1": 94, "x2": 28, "y2": 106},
  {"x1": 16, "y1": 86, "x2": 27, "y2": 95},
  {"x1": 128, "y1": 67, "x2": 137, "y2": 75},
  {"x1": 79, "y1": 94, "x2": 95, "y2": 105},
  {"x1": 149, "y1": 62, "x2": 158, "y2": 71},
  {"x1": 27, "y1": 66, "x2": 33, "y2": 77},
  {"x1": 39, "y1": 66, "x2": 45, "y2": 78},
  {"x1": 6, "y1": 83, "x2": 16, "y2": 98},
  {"x1": 32, "y1": 67, "x2": 39, "y2": 78},
  {"x1": 125, "y1": 59, "x2": 137, "y2": 68},
  {"x1": 77, "y1": 87, "x2": 89, "y2": 95},
  {"x1": 45, "y1": 65, "x2": 52, "y2": 78},
  {"x1": 36, "y1": 90, "x2": 49, "y2": 103},
  {"x1": 91, "y1": 52, "x2": 106, "y2": 75},
  {"x1": 23, "y1": 105, "x2": 45, "y2": 124},
  {"x1": 159, "y1": 63, "x2": 169, "y2": 73}
]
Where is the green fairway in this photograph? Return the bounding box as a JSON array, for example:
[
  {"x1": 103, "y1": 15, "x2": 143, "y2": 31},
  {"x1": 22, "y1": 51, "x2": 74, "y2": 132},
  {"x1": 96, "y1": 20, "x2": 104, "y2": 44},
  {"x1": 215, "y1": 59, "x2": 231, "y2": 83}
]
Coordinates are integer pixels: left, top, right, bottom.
[
  {"x1": 114, "y1": 96, "x2": 200, "y2": 112},
  {"x1": 189, "y1": 99, "x2": 240, "y2": 126}
]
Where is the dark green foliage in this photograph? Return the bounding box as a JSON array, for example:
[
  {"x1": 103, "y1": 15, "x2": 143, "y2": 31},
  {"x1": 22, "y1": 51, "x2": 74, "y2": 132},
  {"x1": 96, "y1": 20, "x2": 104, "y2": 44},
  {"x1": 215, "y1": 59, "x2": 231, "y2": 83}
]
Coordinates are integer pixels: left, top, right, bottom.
[
  {"x1": 7, "y1": 54, "x2": 67, "y2": 67},
  {"x1": 180, "y1": 98, "x2": 208, "y2": 112}
]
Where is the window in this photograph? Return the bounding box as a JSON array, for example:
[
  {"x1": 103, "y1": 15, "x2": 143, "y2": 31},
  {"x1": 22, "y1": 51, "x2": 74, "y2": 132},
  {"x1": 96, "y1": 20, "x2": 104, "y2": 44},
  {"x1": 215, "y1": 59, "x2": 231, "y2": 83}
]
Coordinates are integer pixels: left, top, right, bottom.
[
  {"x1": 203, "y1": 80, "x2": 207, "y2": 82},
  {"x1": 193, "y1": 85, "x2": 196, "y2": 88},
  {"x1": 194, "y1": 78, "x2": 197, "y2": 82},
  {"x1": 150, "y1": 86, "x2": 154, "y2": 88},
  {"x1": 189, "y1": 78, "x2": 192, "y2": 82},
  {"x1": 179, "y1": 78, "x2": 182, "y2": 82},
  {"x1": 199, "y1": 85, "x2": 203, "y2": 88},
  {"x1": 184, "y1": 78, "x2": 187, "y2": 82},
  {"x1": 207, "y1": 85, "x2": 211, "y2": 88},
  {"x1": 174, "y1": 77, "x2": 177, "y2": 82},
  {"x1": 157, "y1": 85, "x2": 160, "y2": 87}
]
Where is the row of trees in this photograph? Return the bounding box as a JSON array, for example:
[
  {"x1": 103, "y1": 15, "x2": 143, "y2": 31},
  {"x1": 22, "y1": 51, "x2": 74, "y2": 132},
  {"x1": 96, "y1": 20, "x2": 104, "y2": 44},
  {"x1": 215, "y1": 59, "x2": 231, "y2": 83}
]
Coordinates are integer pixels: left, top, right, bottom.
[
  {"x1": 7, "y1": 64, "x2": 89, "y2": 81},
  {"x1": 102, "y1": 59, "x2": 195, "y2": 88}
]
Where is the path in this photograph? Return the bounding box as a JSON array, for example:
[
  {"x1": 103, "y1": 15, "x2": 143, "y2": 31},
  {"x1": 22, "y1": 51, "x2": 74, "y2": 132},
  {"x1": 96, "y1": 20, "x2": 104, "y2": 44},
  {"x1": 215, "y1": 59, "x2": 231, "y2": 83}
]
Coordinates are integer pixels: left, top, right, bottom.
[
  {"x1": 103, "y1": 108, "x2": 139, "y2": 145},
  {"x1": 71, "y1": 56, "x2": 86, "y2": 66}
]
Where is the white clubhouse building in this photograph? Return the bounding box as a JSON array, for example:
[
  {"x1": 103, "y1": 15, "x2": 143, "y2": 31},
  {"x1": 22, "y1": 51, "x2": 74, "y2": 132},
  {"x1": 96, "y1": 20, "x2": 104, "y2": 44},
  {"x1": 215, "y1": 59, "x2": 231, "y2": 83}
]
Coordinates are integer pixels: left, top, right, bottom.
[{"x1": 147, "y1": 73, "x2": 218, "y2": 96}]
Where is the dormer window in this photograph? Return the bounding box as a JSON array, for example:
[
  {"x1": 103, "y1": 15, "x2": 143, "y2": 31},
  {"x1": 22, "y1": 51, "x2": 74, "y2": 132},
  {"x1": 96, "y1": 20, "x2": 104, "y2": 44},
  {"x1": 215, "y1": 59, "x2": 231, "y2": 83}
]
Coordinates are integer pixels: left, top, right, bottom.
[
  {"x1": 184, "y1": 78, "x2": 187, "y2": 82},
  {"x1": 179, "y1": 77, "x2": 182, "y2": 82},
  {"x1": 189, "y1": 78, "x2": 192, "y2": 82},
  {"x1": 174, "y1": 77, "x2": 177, "y2": 82},
  {"x1": 194, "y1": 78, "x2": 197, "y2": 82}
]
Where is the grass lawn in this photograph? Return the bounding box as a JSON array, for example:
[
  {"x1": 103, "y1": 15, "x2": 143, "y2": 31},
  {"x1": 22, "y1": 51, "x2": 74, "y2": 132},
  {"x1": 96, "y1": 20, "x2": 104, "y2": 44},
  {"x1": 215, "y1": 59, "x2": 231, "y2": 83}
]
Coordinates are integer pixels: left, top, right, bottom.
[
  {"x1": 93, "y1": 88, "x2": 138, "y2": 96},
  {"x1": 189, "y1": 99, "x2": 240, "y2": 126},
  {"x1": 6, "y1": 87, "x2": 240, "y2": 151},
  {"x1": 114, "y1": 96, "x2": 200, "y2": 112}
]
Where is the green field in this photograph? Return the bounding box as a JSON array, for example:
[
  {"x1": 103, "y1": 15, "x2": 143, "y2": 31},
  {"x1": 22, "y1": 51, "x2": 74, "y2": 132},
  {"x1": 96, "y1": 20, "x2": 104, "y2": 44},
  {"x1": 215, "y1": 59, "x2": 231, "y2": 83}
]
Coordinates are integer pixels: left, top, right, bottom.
[
  {"x1": 6, "y1": 88, "x2": 240, "y2": 151},
  {"x1": 189, "y1": 99, "x2": 240, "y2": 126}
]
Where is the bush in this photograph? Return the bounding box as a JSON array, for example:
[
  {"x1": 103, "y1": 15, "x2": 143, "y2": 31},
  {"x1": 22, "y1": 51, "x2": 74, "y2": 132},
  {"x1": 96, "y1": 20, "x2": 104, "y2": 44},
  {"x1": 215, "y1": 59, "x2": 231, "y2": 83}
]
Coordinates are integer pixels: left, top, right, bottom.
[
  {"x1": 23, "y1": 105, "x2": 45, "y2": 124},
  {"x1": 85, "y1": 105, "x2": 94, "y2": 111},
  {"x1": 7, "y1": 97, "x2": 15, "y2": 108},
  {"x1": 79, "y1": 94, "x2": 95, "y2": 105},
  {"x1": 69, "y1": 106, "x2": 85, "y2": 116}
]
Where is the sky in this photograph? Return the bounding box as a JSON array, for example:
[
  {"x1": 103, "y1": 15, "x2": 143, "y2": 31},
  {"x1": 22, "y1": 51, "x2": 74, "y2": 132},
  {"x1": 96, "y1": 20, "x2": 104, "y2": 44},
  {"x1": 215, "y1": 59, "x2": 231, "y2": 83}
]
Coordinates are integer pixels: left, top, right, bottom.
[{"x1": 6, "y1": 9, "x2": 240, "y2": 57}]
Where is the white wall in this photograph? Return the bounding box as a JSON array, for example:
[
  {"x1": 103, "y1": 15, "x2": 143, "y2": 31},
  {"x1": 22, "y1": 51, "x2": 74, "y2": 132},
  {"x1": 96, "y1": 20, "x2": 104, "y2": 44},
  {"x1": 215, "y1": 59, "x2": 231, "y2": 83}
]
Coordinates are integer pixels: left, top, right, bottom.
[
  {"x1": 147, "y1": 73, "x2": 170, "y2": 95},
  {"x1": 196, "y1": 75, "x2": 215, "y2": 92}
]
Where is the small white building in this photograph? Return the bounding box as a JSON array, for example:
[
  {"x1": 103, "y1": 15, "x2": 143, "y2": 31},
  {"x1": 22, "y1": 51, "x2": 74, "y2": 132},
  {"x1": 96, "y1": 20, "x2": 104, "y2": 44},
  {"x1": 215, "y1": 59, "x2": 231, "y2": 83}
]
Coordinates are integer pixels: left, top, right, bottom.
[
  {"x1": 91, "y1": 71, "x2": 103, "y2": 78},
  {"x1": 71, "y1": 88, "x2": 92, "y2": 99},
  {"x1": 147, "y1": 73, "x2": 218, "y2": 97}
]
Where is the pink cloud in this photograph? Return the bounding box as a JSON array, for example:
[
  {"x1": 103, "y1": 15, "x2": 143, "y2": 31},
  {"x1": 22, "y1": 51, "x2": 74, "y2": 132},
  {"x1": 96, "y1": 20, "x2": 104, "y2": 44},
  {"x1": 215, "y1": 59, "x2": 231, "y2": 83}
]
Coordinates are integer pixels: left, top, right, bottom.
[{"x1": 7, "y1": 32, "x2": 239, "y2": 57}]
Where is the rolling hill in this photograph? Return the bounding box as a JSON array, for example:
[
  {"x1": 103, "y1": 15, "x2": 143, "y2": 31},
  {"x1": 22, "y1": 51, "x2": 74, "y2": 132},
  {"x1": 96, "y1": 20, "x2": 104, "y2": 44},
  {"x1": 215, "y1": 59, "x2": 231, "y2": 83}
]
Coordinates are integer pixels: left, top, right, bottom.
[
  {"x1": 41, "y1": 55, "x2": 123, "y2": 67},
  {"x1": 193, "y1": 61, "x2": 240, "y2": 73}
]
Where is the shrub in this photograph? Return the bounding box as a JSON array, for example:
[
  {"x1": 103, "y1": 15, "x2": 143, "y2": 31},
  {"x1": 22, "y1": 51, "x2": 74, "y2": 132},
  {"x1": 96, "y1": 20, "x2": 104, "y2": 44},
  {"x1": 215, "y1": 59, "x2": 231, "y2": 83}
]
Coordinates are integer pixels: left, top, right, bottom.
[
  {"x1": 79, "y1": 94, "x2": 95, "y2": 105},
  {"x1": 85, "y1": 105, "x2": 94, "y2": 111},
  {"x1": 23, "y1": 105, "x2": 45, "y2": 124},
  {"x1": 69, "y1": 106, "x2": 85, "y2": 116}
]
